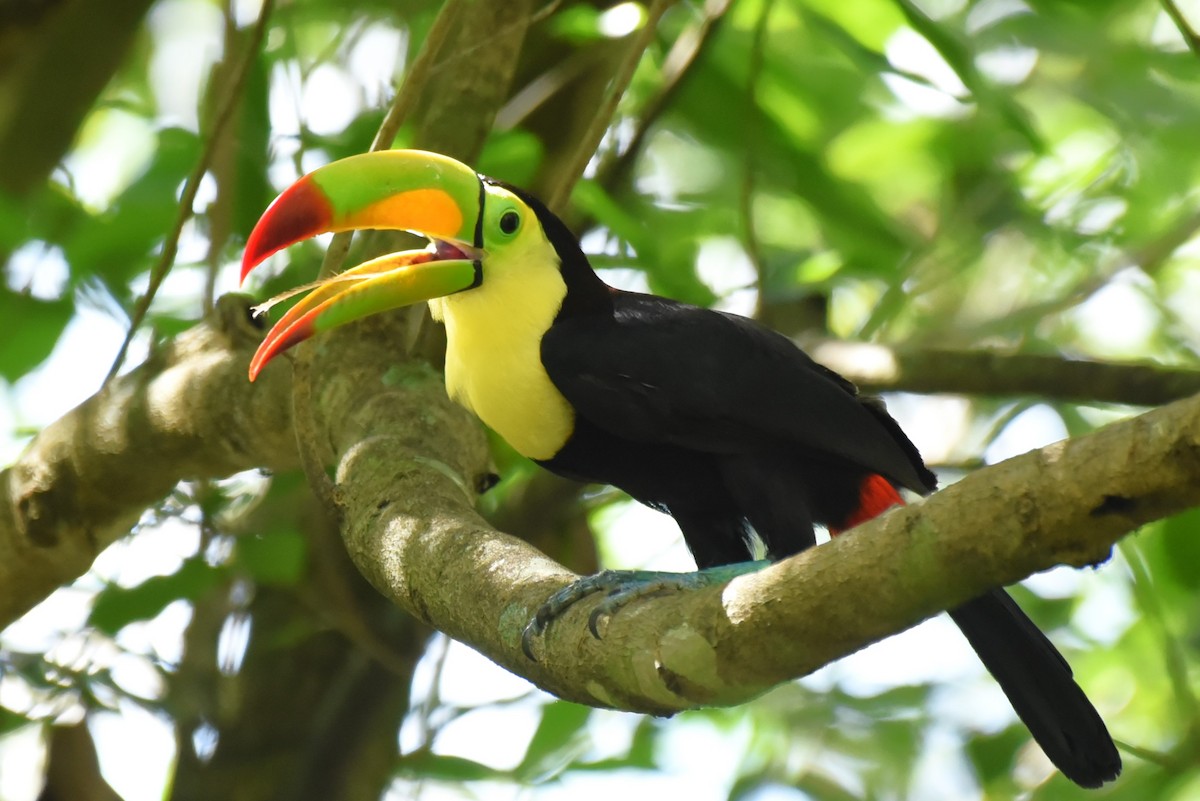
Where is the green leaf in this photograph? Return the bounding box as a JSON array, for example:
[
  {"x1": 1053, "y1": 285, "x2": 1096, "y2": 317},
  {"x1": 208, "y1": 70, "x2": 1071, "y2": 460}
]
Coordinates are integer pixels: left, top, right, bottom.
[
  {"x1": 516, "y1": 700, "x2": 592, "y2": 779},
  {"x1": 89, "y1": 558, "x2": 224, "y2": 635},
  {"x1": 0, "y1": 192, "x2": 30, "y2": 252},
  {"x1": 790, "y1": 773, "x2": 864, "y2": 801},
  {"x1": 311, "y1": 108, "x2": 386, "y2": 162},
  {"x1": 965, "y1": 724, "x2": 1026, "y2": 792},
  {"x1": 623, "y1": 717, "x2": 657, "y2": 769},
  {"x1": 148, "y1": 313, "x2": 199, "y2": 339},
  {"x1": 1151, "y1": 507, "x2": 1200, "y2": 592},
  {"x1": 670, "y1": 44, "x2": 916, "y2": 275},
  {"x1": 548, "y1": 6, "x2": 604, "y2": 44},
  {"x1": 800, "y1": 7, "x2": 907, "y2": 83},
  {"x1": 890, "y1": 0, "x2": 1042, "y2": 151},
  {"x1": 0, "y1": 290, "x2": 74, "y2": 380},
  {"x1": 570, "y1": 180, "x2": 652, "y2": 256},
  {"x1": 397, "y1": 751, "x2": 511, "y2": 781},
  {"x1": 0, "y1": 707, "x2": 32, "y2": 737},
  {"x1": 477, "y1": 130, "x2": 544, "y2": 187},
  {"x1": 575, "y1": 717, "x2": 659, "y2": 772},
  {"x1": 235, "y1": 529, "x2": 308, "y2": 586},
  {"x1": 64, "y1": 127, "x2": 201, "y2": 293},
  {"x1": 229, "y1": 56, "x2": 275, "y2": 240},
  {"x1": 25, "y1": 182, "x2": 88, "y2": 248}
]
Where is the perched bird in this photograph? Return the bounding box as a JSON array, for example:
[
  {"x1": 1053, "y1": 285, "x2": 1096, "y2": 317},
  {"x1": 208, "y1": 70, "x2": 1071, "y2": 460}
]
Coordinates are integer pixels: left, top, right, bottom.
[{"x1": 240, "y1": 149, "x2": 1121, "y2": 788}]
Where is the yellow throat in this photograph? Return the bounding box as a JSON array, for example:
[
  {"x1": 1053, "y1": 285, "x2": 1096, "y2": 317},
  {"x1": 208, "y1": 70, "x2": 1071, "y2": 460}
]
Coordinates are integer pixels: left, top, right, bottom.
[{"x1": 429, "y1": 225, "x2": 575, "y2": 461}]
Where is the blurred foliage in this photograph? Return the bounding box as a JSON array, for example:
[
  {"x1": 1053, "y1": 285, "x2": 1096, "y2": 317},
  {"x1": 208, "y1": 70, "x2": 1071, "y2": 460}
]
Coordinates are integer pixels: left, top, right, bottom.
[{"x1": 2, "y1": 0, "x2": 1200, "y2": 799}]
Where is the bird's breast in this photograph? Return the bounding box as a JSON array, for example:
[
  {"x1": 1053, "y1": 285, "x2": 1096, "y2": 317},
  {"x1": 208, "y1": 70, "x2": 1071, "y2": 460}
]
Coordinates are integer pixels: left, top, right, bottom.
[{"x1": 437, "y1": 278, "x2": 575, "y2": 461}]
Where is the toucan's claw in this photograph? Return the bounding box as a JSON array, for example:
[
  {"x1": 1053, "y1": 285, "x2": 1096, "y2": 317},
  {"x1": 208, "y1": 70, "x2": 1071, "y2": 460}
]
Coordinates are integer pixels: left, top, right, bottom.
[{"x1": 520, "y1": 562, "x2": 768, "y2": 661}]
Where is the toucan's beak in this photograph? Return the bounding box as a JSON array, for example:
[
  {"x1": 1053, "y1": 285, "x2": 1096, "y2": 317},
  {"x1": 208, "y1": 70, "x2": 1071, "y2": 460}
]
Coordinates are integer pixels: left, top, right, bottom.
[{"x1": 240, "y1": 149, "x2": 485, "y2": 380}]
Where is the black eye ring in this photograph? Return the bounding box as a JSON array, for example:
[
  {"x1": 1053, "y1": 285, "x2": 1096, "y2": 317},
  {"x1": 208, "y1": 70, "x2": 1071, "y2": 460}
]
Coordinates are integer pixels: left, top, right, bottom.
[{"x1": 499, "y1": 210, "x2": 520, "y2": 235}]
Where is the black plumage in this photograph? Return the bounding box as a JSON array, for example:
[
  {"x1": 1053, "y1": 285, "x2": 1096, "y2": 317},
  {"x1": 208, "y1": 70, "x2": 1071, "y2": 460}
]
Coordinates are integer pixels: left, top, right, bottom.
[{"x1": 509, "y1": 185, "x2": 1120, "y2": 787}]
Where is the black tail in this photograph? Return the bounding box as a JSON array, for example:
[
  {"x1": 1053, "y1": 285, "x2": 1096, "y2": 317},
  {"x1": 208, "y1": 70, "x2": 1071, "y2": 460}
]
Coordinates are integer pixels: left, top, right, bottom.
[{"x1": 948, "y1": 589, "x2": 1121, "y2": 787}]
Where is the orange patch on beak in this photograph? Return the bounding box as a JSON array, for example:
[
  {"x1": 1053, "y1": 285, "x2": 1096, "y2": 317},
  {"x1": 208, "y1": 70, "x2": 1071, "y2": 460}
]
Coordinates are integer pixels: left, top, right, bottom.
[{"x1": 341, "y1": 188, "x2": 464, "y2": 240}]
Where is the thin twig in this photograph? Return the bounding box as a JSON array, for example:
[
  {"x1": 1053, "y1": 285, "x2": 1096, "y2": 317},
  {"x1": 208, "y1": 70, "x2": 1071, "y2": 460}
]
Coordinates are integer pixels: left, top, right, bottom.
[
  {"x1": 105, "y1": 0, "x2": 276, "y2": 382},
  {"x1": 203, "y1": 0, "x2": 240, "y2": 314},
  {"x1": 741, "y1": 0, "x2": 774, "y2": 307},
  {"x1": 413, "y1": 633, "x2": 453, "y2": 747},
  {"x1": 316, "y1": 0, "x2": 468, "y2": 281},
  {"x1": 1160, "y1": 0, "x2": 1200, "y2": 57},
  {"x1": 420, "y1": 0, "x2": 561, "y2": 85},
  {"x1": 968, "y1": 207, "x2": 1200, "y2": 342},
  {"x1": 1112, "y1": 738, "x2": 1185, "y2": 770},
  {"x1": 545, "y1": 0, "x2": 677, "y2": 212},
  {"x1": 1119, "y1": 540, "x2": 1200, "y2": 727},
  {"x1": 591, "y1": 0, "x2": 732, "y2": 193},
  {"x1": 368, "y1": 4, "x2": 462, "y2": 152},
  {"x1": 527, "y1": 0, "x2": 563, "y2": 28}
]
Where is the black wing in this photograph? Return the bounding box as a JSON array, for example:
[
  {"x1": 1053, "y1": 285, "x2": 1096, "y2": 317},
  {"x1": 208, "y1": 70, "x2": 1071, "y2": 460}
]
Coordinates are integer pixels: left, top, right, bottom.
[{"x1": 541, "y1": 292, "x2": 936, "y2": 494}]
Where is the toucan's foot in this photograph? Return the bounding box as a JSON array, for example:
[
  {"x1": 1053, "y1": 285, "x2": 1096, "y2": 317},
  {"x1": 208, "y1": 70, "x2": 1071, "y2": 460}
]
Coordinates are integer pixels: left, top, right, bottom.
[{"x1": 521, "y1": 561, "x2": 768, "y2": 660}]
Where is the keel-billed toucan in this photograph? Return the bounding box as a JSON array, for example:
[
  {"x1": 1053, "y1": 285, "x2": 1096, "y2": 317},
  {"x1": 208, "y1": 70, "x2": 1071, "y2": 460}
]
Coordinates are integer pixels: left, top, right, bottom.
[{"x1": 240, "y1": 149, "x2": 1120, "y2": 787}]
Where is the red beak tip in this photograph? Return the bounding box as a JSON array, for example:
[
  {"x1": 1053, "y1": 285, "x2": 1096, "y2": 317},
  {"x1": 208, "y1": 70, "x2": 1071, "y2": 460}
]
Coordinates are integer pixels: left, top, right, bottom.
[
  {"x1": 240, "y1": 241, "x2": 274, "y2": 285},
  {"x1": 240, "y1": 176, "x2": 334, "y2": 285},
  {"x1": 248, "y1": 343, "x2": 275, "y2": 382}
]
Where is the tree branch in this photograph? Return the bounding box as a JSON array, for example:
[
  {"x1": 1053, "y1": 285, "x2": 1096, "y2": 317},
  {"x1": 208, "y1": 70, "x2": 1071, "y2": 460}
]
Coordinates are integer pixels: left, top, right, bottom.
[
  {"x1": 4, "y1": 0, "x2": 1196, "y2": 727},
  {"x1": 807, "y1": 339, "x2": 1200, "y2": 406},
  {"x1": 0, "y1": 0, "x2": 157, "y2": 200},
  {"x1": 589, "y1": 0, "x2": 733, "y2": 202},
  {"x1": 326, "y1": 322, "x2": 1200, "y2": 712},
  {"x1": 0, "y1": 296, "x2": 297, "y2": 627},
  {"x1": 4, "y1": 291, "x2": 1197, "y2": 713}
]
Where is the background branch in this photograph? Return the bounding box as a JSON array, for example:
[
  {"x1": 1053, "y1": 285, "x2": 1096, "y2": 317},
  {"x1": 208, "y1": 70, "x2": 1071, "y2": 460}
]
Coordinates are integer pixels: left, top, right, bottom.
[
  {"x1": 543, "y1": 0, "x2": 676, "y2": 211},
  {"x1": 0, "y1": 0, "x2": 157, "y2": 202},
  {"x1": 807, "y1": 339, "x2": 1200, "y2": 406}
]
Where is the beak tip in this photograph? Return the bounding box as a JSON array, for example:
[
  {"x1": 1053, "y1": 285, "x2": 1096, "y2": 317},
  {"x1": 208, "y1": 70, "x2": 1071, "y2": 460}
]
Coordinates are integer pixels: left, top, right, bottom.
[
  {"x1": 239, "y1": 257, "x2": 258, "y2": 287},
  {"x1": 240, "y1": 176, "x2": 335, "y2": 284},
  {"x1": 247, "y1": 353, "x2": 265, "y2": 382}
]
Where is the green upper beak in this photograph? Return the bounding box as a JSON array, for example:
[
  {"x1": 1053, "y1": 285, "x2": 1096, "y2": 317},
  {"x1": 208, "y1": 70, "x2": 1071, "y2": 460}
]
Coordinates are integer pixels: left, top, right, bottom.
[{"x1": 240, "y1": 149, "x2": 486, "y2": 380}]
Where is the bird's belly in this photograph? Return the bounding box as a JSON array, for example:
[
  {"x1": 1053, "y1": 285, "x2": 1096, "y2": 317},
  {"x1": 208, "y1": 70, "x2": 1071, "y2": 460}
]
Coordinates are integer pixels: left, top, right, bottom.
[{"x1": 444, "y1": 335, "x2": 574, "y2": 461}]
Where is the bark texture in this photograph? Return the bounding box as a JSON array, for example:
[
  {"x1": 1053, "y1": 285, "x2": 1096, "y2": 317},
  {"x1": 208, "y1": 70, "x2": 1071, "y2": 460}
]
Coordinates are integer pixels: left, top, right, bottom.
[{"x1": 1, "y1": 296, "x2": 296, "y2": 627}]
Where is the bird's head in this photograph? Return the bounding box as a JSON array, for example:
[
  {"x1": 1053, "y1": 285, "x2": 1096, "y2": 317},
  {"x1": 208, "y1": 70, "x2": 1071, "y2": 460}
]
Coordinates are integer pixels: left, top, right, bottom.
[{"x1": 239, "y1": 149, "x2": 557, "y2": 380}]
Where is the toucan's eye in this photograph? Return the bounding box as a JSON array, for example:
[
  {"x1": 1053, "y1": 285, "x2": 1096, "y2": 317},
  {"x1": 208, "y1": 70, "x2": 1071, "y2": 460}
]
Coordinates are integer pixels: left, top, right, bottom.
[{"x1": 499, "y1": 210, "x2": 520, "y2": 235}]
